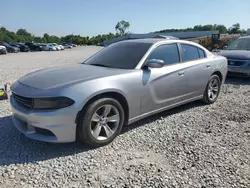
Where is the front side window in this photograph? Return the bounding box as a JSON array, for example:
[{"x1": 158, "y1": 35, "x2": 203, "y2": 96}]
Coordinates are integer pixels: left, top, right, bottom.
[
  {"x1": 83, "y1": 42, "x2": 152, "y2": 69},
  {"x1": 181, "y1": 44, "x2": 201, "y2": 61},
  {"x1": 147, "y1": 43, "x2": 180, "y2": 66}
]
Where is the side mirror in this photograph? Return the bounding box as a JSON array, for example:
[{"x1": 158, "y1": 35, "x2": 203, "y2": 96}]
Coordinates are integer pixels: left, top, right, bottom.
[
  {"x1": 222, "y1": 45, "x2": 228, "y2": 50},
  {"x1": 145, "y1": 59, "x2": 164, "y2": 68}
]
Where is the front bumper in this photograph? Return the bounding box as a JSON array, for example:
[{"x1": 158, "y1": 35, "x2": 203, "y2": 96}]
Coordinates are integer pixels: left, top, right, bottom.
[
  {"x1": 227, "y1": 60, "x2": 250, "y2": 77},
  {"x1": 10, "y1": 95, "x2": 77, "y2": 143},
  {"x1": 228, "y1": 67, "x2": 250, "y2": 77},
  {"x1": 14, "y1": 48, "x2": 20, "y2": 53},
  {"x1": 23, "y1": 48, "x2": 30, "y2": 52}
]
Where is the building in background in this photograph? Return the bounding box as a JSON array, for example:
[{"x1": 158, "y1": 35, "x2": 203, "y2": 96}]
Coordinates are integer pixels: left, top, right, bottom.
[{"x1": 103, "y1": 30, "x2": 220, "y2": 46}]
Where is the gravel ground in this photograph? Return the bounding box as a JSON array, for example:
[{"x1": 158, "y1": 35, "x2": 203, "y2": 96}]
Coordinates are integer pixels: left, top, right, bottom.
[{"x1": 0, "y1": 47, "x2": 250, "y2": 188}]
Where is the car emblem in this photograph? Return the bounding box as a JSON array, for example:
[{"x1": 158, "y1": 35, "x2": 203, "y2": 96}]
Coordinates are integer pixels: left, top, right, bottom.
[{"x1": 229, "y1": 61, "x2": 235, "y2": 65}]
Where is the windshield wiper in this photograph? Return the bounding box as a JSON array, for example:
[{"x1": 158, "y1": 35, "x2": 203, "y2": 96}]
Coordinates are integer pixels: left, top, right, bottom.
[{"x1": 88, "y1": 63, "x2": 111, "y2": 68}]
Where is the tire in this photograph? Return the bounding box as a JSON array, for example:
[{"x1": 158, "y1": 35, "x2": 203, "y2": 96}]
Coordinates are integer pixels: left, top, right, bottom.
[
  {"x1": 202, "y1": 74, "x2": 221, "y2": 104},
  {"x1": 49, "y1": 48, "x2": 52, "y2": 51},
  {"x1": 77, "y1": 98, "x2": 125, "y2": 147}
]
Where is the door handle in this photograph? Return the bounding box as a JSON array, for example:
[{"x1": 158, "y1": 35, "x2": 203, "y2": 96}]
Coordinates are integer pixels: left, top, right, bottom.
[
  {"x1": 178, "y1": 71, "x2": 184, "y2": 76},
  {"x1": 206, "y1": 64, "x2": 211, "y2": 68}
]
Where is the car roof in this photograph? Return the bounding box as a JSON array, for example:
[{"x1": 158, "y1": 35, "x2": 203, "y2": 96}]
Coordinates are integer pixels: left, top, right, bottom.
[
  {"x1": 117, "y1": 38, "x2": 199, "y2": 46},
  {"x1": 118, "y1": 38, "x2": 174, "y2": 44}
]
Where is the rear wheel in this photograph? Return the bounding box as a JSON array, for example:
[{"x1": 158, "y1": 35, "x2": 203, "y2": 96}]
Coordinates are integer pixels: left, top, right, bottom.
[
  {"x1": 77, "y1": 98, "x2": 125, "y2": 147},
  {"x1": 202, "y1": 74, "x2": 221, "y2": 104}
]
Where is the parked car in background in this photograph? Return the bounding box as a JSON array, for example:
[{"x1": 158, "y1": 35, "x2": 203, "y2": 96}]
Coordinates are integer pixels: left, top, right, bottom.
[
  {"x1": 69, "y1": 43, "x2": 77, "y2": 47},
  {"x1": 63, "y1": 44, "x2": 73, "y2": 49},
  {"x1": 217, "y1": 36, "x2": 250, "y2": 77},
  {"x1": 99, "y1": 43, "x2": 105, "y2": 47},
  {"x1": 41, "y1": 44, "x2": 57, "y2": 51},
  {"x1": 10, "y1": 39, "x2": 227, "y2": 147},
  {"x1": 10, "y1": 43, "x2": 30, "y2": 52},
  {"x1": 50, "y1": 43, "x2": 61, "y2": 50},
  {"x1": 0, "y1": 45, "x2": 7, "y2": 55},
  {"x1": 0, "y1": 42, "x2": 20, "y2": 53},
  {"x1": 58, "y1": 45, "x2": 65, "y2": 50},
  {"x1": 25, "y1": 42, "x2": 43, "y2": 51}
]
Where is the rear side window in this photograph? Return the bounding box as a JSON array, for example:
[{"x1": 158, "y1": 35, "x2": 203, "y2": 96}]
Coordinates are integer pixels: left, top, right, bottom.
[
  {"x1": 181, "y1": 44, "x2": 200, "y2": 61},
  {"x1": 198, "y1": 48, "x2": 206, "y2": 58},
  {"x1": 147, "y1": 43, "x2": 180, "y2": 66}
]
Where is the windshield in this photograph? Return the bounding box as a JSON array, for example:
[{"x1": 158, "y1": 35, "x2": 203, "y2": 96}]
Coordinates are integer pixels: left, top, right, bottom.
[
  {"x1": 226, "y1": 38, "x2": 250, "y2": 50},
  {"x1": 83, "y1": 42, "x2": 152, "y2": 69}
]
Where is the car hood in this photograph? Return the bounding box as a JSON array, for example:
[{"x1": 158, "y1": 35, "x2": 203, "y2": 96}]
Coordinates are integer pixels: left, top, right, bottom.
[
  {"x1": 217, "y1": 50, "x2": 250, "y2": 60},
  {"x1": 18, "y1": 64, "x2": 133, "y2": 90}
]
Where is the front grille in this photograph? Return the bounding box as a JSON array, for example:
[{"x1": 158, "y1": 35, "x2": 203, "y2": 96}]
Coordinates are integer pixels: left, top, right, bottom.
[
  {"x1": 227, "y1": 59, "x2": 248, "y2": 67},
  {"x1": 13, "y1": 93, "x2": 33, "y2": 109}
]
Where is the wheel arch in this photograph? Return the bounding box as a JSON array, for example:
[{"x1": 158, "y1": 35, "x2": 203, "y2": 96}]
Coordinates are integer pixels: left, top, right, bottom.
[
  {"x1": 211, "y1": 70, "x2": 223, "y2": 82},
  {"x1": 75, "y1": 91, "x2": 129, "y2": 127}
]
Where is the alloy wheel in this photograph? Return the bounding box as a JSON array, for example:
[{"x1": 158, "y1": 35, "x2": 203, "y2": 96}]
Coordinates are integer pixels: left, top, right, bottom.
[
  {"x1": 90, "y1": 104, "x2": 120, "y2": 141},
  {"x1": 208, "y1": 77, "x2": 219, "y2": 101}
]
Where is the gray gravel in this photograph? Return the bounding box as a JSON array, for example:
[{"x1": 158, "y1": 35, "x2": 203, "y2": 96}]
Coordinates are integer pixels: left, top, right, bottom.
[{"x1": 0, "y1": 47, "x2": 250, "y2": 188}]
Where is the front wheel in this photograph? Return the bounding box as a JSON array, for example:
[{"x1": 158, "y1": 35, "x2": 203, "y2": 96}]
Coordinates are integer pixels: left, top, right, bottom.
[
  {"x1": 202, "y1": 74, "x2": 221, "y2": 104},
  {"x1": 77, "y1": 98, "x2": 125, "y2": 147}
]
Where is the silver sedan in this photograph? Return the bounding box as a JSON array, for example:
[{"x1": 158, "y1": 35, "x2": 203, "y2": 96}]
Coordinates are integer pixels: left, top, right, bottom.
[
  {"x1": 10, "y1": 39, "x2": 228, "y2": 147},
  {"x1": 41, "y1": 44, "x2": 57, "y2": 51}
]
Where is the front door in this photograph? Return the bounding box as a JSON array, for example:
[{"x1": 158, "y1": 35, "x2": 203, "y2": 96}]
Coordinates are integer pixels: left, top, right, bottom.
[{"x1": 140, "y1": 43, "x2": 189, "y2": 114}]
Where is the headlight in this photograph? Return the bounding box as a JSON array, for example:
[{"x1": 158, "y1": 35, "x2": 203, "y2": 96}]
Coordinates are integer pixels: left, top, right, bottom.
[{"x1": 33, "y1": 97, "x2": 75, "y2": 109}]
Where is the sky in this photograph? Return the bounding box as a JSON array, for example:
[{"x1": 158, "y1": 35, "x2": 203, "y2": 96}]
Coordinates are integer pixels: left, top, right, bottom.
[{"x1": 1, "y1": 0, "x2": 250, "y2": 37}]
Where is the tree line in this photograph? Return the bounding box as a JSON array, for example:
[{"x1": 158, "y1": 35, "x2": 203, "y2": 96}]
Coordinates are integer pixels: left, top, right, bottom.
[
  {"x1": 0, "y1": 27, "x2": 121, "y2": 46},
  {"x1": 0, "y1": 21, "x2": 247, "y2": 46},
  {"x1": 155, "y1": 23, "x2": 247, "y2": 35}
]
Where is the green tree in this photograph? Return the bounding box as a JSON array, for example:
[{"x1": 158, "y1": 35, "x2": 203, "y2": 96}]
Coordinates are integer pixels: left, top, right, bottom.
[
  {"x1": 228, "y1": 23, "x2": 241, "y2": 34},
  {"x1": 215, "y1": 25, "x2": 227, "y2": 33},
  {"x1": 202, "y1": 25, "x2": 214, "y2": 31},
  {"x1": 115, "y1": 20, "x2": 130, "y2": 35},
  {"x1": 241, "y1": 29, "x2": 247, "y2": 34},
  {"x1": 43, "y1": 33, "x2": 50, "y2": 43},
  {"x1": 16, "y1": 29, "x2": 32, "y2": 37}
]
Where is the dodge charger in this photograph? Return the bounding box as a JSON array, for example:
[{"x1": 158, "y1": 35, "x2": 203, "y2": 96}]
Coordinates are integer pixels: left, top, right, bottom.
[{"x1": 10, "y1": 39, "x2": 228, "y2": 147}]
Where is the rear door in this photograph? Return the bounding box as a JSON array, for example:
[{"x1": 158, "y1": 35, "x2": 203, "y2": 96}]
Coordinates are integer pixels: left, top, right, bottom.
[
  {"x1": 140, "y1": 43, "x2": 189, "y2": 114},
  {"x1": 178, "y1": 43, "x2": 212, "y2": 98}
]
